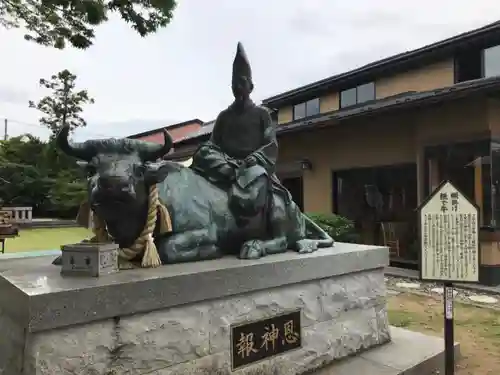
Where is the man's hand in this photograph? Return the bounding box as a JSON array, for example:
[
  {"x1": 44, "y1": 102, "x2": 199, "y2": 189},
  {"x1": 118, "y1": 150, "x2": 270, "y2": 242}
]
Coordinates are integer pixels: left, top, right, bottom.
[
  {"x1": 244, "y1": 155, "x2": 257, "y2": 167},
  {"x1": 219, "y1": 164, "x2": 236, "y2": 180}
]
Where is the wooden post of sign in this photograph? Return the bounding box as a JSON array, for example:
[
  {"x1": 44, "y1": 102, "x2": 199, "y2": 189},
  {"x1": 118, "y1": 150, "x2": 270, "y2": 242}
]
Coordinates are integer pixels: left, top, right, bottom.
[
  {"x1": 444, "y1": 281, "x2": 454, "y2": 375},
  {"x1": 417, "y1": 180, "x2": 480, "y2": 375}
]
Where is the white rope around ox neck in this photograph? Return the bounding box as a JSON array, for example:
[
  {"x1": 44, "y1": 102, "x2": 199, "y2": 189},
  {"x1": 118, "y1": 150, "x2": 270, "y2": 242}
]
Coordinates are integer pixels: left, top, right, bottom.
[{"x1": 90, "y1": 184, "x2": 172, "y2": 269}]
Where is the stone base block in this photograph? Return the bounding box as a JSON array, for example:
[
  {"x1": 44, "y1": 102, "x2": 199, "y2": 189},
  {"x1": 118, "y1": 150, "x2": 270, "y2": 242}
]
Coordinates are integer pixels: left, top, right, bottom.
[
  {"x1": 314, "y1": 326, "x2": 461, "y2": 375},
  {"x1": 0, "y1": 243, "x2": 391, "y2": 375}
]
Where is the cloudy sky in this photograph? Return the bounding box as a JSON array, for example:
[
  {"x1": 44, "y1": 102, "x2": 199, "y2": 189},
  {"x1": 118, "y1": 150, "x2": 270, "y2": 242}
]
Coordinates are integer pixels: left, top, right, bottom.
[{"x1": 1, "y1": 0, "x2": 500, "y2": 141}]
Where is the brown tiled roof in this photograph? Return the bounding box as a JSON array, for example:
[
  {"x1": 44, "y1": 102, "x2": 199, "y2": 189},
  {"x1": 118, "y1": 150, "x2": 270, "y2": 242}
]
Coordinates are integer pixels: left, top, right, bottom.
[{"x1": 127, "y1": 118, "x2": 203, "y2": 139}]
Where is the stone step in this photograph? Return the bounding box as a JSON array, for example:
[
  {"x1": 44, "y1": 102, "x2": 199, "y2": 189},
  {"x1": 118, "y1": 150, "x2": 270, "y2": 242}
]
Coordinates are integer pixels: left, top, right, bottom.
[{"x1": 313, "y1": 326, "x2": 460, "y2": 375}]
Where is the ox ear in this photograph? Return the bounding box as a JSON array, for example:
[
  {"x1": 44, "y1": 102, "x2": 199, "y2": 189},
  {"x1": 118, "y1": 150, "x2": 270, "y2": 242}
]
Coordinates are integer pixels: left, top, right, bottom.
[{"x1": 145, "y1": 160, "x2": 181, "y2": 184}]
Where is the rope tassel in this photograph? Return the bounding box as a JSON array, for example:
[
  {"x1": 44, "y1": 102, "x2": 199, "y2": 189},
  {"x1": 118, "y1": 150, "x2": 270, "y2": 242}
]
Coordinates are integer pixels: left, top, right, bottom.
[{"x1": 90, "y1": 184, "x2": 172, "y2": 269}]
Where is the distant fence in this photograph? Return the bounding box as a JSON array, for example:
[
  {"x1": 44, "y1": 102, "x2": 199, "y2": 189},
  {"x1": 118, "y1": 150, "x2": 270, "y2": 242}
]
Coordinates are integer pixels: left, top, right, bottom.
[{"x1": 2, "y1": 207, "x2": 33, "y2": 224}]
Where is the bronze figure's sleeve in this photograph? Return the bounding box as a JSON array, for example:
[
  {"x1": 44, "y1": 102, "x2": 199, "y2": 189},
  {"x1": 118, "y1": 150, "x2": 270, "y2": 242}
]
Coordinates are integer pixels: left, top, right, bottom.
[
  {"x1": 191, "y1": 113, "x2": 238, "y2": 188},
  {"x1": 210, "y1": 113, "x2": 224, "y2": 147},
  {"x1": 250, "y1": 109, "x2": 278, "y2": 173}
]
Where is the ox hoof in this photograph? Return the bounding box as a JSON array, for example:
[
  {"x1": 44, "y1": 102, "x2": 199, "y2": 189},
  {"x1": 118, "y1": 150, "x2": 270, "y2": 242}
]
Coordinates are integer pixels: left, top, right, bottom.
[
  {"x1": 52, "y1": 256, "x2": 62, "y2": 266},
  {"x1": 296, "y1": 239, "x2": 318, "y2": 254},
  {"x1": 239, "y1": 239, "x2": 265, "y2": 260}
]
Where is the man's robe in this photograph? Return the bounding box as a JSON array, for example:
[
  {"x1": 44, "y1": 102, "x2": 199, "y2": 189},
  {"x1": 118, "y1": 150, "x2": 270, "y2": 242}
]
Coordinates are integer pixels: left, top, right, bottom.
[{"x1": 190, "y1": 100, "x2": 291, "y2": 221}]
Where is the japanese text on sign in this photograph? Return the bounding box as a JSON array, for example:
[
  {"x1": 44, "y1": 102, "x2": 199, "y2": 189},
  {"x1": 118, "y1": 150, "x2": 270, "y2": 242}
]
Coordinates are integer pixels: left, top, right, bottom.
[
  {"x1": 231, "y1": 310, "x2": 301, "y2": 369},
  {"x1": 420, "y1": 181, "x2": 479, "y2": 283}
]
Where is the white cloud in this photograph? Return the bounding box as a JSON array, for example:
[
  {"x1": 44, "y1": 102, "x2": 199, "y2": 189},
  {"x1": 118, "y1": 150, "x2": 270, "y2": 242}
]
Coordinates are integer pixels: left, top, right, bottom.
[{"x1": 1, "y1": 0, "x2": 500, "y2": 141}]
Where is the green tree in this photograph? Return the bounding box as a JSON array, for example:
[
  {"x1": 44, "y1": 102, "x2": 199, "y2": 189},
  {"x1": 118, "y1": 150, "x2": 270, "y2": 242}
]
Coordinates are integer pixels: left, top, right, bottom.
[
  {"x1": 25, "y1": 69, "x2": 92, "y2": 216},
  {"x1": 47, "y1": 169, "x2": 87, "y2": 214},
  {"x1": 0, "y1": 134, "x2": 46, "y2": 167},
  {"x1": 0, "y1": 135, "x2": 53, "y2": 208},
  {"x1": 0, "y1": 0, "x2": 177, "y2": 49},
  {"x1": 29, "y1": 69, "x2": 94, "y2": 136},
  {"x1": 0, "y1": 134, "x2": 87, "y2": 217}
]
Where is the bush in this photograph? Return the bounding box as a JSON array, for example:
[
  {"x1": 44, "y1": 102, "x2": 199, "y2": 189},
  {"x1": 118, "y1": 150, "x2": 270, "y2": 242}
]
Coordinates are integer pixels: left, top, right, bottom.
[{"x1": 306, "y1": 212, "x2": 360, "y2": 243}]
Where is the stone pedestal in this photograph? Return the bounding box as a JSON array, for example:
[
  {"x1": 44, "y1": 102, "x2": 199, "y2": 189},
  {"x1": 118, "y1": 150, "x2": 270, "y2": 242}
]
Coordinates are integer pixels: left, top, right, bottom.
[{"x1": 0, "y1": 243, "x2": 390, "y2": 374}]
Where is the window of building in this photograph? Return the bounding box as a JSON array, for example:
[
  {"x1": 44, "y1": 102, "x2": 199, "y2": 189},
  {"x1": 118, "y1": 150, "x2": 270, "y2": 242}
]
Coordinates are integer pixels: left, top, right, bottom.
[
  {"x1": 332, "y1": 163, "x2": 418, "y2": 262},
  {"x1": 424, "y1": 140, "x2": 492, "y2": 226},
  {"x1": 340, "y1": 82, "x2": 375, "y2": 108},
  {"x1": 305, "y1": 98, "x2": 320, "y2": 117},
  {"x1": 269, "y1": 108, "x2": 278, "y2": 124},
  {"x1": 484, "y1": 45, "x2": 500, "y2": 78},
  {"x1": 293, "y1": 98, "x2": 320, "y2": 120},
  {"x1": 357, "y1": 82, "x2": 376, "y2": 104},
  {"x1": 455, "y1": 44, "x2": 500, "y2": 83},
  {"x1": 293, "y1": 102, "x2": 306, "y2": 120},
  {"x1": 340, "y1": 88, "x2": 357, "y2": 108},
  {"x1": 455, "y1": 49, "x2": 482, "y2": 83}
]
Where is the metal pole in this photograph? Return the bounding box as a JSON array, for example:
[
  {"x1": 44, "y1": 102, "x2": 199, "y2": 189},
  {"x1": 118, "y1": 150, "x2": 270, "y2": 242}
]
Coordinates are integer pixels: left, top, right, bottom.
[
  {"x1": 3, "y1": 118, "x2": 7, "y2": 141},
  {"x1": 444, "y1": 281, "x2": 455, "y2": 375}
]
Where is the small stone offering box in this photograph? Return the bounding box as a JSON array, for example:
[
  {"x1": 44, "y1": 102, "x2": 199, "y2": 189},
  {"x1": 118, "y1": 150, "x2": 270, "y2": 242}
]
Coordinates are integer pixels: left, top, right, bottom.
[{"x1": 60, "y1": 242, "x2": 119, "y2": 277}]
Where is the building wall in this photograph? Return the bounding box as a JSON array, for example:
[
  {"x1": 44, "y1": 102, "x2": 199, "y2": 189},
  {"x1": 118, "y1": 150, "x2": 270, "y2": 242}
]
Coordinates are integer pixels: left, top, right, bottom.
[
  {"x1": 277, "y1": 106, "x2": 293, "y2": 124},
  {"x1": 279, "y1": 115, "x2": 415, "y2": 214},
  {"x1": 276, "y1": 59, "x2": 456, "y2": 125},
  {"x1": 319, "y1": 92, "x2": 340, "y2": 113},
  {"x1": 375, "y1": 59, "x2": 455, "y2": 99},
  {"x1": 163, "y1": 99, "x2": 491, "y2": 215},
  {"x1": 278, "y1": 97, "x2": 490, "y2": 214}
]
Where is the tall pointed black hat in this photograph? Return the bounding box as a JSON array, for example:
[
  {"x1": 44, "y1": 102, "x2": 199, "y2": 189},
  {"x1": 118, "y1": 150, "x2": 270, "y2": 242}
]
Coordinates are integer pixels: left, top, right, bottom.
[{"x1": 232, "y1": 42, "x2": 252, "y2": 81}]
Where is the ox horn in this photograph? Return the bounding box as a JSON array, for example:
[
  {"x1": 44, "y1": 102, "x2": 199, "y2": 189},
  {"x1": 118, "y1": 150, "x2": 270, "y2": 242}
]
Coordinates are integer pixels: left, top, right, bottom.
[
  {"x1": 55, "y1": 125, "x2": 94, "y2": 161},
  {"x1": 140, "y1": 129, "x2": 174, "y2": 161}
]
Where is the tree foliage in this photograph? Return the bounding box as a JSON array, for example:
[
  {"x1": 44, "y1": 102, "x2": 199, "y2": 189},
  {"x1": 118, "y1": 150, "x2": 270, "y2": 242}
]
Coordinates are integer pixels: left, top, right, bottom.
[
  {"x1": 0, "y1": 135, "x2": 86, "y2": 217},
  {"x1": 0, "y1": 0, "x2": 177, "y2": 49},
  {"x1": 29, "y1": 69, "x2": 94, "y2": 136},
  {"x1": 1, "y1": 70, "x2": 94, "y2": 217}
]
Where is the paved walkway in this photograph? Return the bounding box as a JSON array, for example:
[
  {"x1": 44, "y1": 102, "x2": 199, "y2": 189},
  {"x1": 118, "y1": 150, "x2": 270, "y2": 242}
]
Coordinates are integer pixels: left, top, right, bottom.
[{"x1": 385, "y1": 266, "x2": 500, "y2": 295}]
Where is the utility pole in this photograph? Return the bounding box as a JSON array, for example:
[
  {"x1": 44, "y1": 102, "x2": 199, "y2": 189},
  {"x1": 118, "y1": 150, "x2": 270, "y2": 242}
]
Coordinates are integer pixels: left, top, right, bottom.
[{"x1": 3, "y1": 118, "x2": 7, "y2": 141}]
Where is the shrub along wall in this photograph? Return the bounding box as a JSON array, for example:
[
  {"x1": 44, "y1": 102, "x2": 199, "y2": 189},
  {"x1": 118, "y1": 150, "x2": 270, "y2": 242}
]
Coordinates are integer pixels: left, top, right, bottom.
[{"x1": 306, "y1": 212, "x2": 360, "y2": 243}]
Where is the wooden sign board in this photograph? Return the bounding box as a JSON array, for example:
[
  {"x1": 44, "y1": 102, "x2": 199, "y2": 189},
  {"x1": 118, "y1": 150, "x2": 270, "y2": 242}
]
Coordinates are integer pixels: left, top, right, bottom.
[
  {"x1": 230, "y1": 310, "x2": 302, "y2": 370},
  {"x1": 418, "y1": 180, "x2": 479, "y2": 283}
]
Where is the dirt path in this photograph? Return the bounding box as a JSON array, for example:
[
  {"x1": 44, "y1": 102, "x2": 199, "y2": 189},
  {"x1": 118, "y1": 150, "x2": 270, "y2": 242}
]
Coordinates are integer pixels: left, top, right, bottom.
[{"x1": 388, "y1": 293, "x2": 500, "y2": 375}]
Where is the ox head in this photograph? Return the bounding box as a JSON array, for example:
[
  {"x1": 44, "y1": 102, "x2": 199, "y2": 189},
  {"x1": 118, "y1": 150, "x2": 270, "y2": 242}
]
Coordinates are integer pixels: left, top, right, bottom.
[{"x1": 56, "y1": 126, "x2": 174, "y2": 222}]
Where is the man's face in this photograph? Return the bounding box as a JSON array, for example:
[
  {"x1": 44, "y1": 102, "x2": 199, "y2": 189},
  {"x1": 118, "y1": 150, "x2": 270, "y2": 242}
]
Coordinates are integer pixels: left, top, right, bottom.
[{"x1": 232, "y1": 76, "x2": 252, "y2": 101}]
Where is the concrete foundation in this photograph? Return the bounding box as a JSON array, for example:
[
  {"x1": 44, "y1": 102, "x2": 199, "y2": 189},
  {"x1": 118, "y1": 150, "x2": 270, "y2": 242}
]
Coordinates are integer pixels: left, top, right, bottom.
[
  {"x1": 0, "y1": 243, "x2": 414, "y2": 374},
  {"x1": 315, "y1": 326, "x2": 460, "y2": 375}
]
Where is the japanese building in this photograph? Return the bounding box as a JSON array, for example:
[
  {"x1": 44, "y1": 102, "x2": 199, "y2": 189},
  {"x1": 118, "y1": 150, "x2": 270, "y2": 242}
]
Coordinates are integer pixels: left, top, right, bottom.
[
  {"x1": 168, "y1": 21, "x2": 500, "y2": 285},
  {"x1": 128, "y1": 119, "x2": 204, "y2": 144}
]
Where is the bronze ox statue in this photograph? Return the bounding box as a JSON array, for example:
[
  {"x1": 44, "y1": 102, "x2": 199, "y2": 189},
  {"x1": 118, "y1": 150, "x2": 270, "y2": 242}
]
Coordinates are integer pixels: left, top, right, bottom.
[{"x1": 52, "y1": 126, "x2": 333, "y2": 268}]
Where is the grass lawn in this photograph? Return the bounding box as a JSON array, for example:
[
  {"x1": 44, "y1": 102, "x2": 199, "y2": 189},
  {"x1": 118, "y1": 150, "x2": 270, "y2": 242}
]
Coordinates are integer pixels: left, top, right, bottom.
[
  {"x1": 388, "y1": 292, "x2": 500, "y2": 375},
  {"x1": 2, "y1": 227, "x2": 92, "y2": 253}
]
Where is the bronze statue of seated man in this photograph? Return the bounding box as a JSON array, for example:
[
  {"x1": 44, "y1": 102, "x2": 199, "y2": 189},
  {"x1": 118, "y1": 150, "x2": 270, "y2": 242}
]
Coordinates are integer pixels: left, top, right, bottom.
[
  {"x1": 191, "y1": 43, "x2": 290, "y2": 229},
  {"x1": 52, "y1": 43, "x2": 333, "y2": 269}
]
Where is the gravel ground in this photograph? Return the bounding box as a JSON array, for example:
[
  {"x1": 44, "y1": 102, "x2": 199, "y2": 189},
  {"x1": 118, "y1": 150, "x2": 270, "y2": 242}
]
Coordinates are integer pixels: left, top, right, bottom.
[{"x1": 385, "y1": 276, "x2": 500, "y2": 309}]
